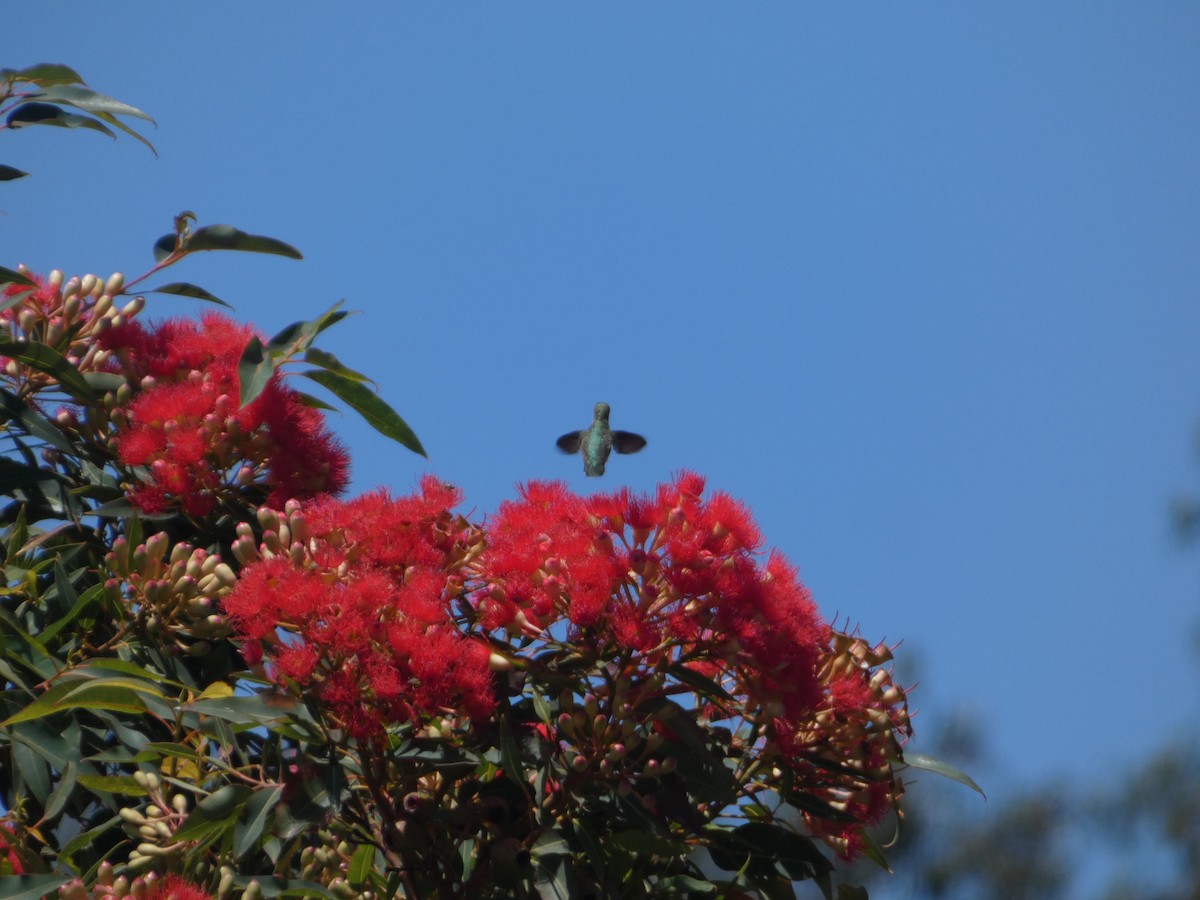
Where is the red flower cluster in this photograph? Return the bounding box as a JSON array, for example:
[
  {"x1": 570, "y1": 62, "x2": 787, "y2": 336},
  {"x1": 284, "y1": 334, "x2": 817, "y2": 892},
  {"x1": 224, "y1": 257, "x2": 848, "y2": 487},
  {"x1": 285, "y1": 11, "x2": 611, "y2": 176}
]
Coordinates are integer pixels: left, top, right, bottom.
[
  {"x1": 101, "y1": 312, "x2": 348, "y2": 514},
  {"x1": 476, "y1": 472, "x2": 826, "y2": 719},
  {"x1": 224, "y1": 480, "x2": 494, "y2": 740},
  {"x1": 146, "y1": 875, "x2": 212, "y2": 900}
]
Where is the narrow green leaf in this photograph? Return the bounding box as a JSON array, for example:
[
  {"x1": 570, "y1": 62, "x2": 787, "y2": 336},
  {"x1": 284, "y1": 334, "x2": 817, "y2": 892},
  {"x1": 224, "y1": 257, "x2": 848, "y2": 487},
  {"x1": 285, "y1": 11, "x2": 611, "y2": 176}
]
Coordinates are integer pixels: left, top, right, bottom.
[
  {"x1": 902, "y1": 752, "x2": 986, "y2": 797},
  {"x1": 43, "y1": 760, "x2": 77, "y2": 820},
  {"x1": 38, "y1": 582, "x2": 102, "y2": 647},
  {"x1": 58, "y1": 814, "x2": 121, "y2": 868},
  {"x1": 173, "y1": 784, "x2": 253, "y2": 843},
  {"x1": 13, "y1": 739, "x2": 51, "y2": 803},
  {"x1": 235, "y1": 785, "x2": 283, "y2": 860},
  {"x1": 0, "y1": 266, "x2": 37, "y2": 287},
  {"x1": 89, "y1": 110, "x2": 158, "y2": 156},
  {"x1": 33, "y1": 84, "x2": 156, "y2": 122},
  {"x1": 0, "y1": 389, "x2": 74, "y2": 454},
  {"x1": 237, "y1": 336, "x2": 276, "y2": 407},
  {"x1": 152, "y1": 232, "x2": 177, "y2": 262},
  {"x1": 530, "y1": 690, "x2": 554, "y2": 728},
  {"x1": 292, "y1": 390, "x2": 338, "y2": 412},
  {"x1": 183, "y1": 692, "x2": 313, "y2": 728},
  {"x1": 0, "y1": 338, "x2": 94, "y2": 400},
  {"x1": 0, "y1": 164, "x2": 29, "y2": 181},
  {"x1": 267, "y1": 301, "x2": 349, "y2": 354},
  {"x1": 0, "y1": 876, "x2": 73, "y2": 900},
  {"x1": 75, "y1": 773, "x2": 146, "y2": 796},
  {"x1": 302, "y1": 369, "x2": 426, "y2": 457},
  {"x1": 183, "y1": 224, "x2": 303, "y2": 259},
  {"x1": 144, "y1": 281, "x2": 231, "y2": 307},
  {"x1": 6, "y1": 63, "x2": 85, "y2": 86},
  {"x1": 498, "y1": 717, "x2": 531, "y2": 800},
  {"x1": 347, "y1": 842, "x2": 375, "y2": 887},
  {"x1": 5, "y1": 102, "x2": 116, "y2": 138},
  {"x1": 303, "y1": 346, "x2": 371, "y2": 383}
]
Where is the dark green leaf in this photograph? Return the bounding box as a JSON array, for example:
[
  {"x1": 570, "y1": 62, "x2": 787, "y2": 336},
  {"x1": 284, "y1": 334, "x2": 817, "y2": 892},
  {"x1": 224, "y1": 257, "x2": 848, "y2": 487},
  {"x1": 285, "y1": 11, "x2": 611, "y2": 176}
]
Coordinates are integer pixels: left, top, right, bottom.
[
  {"x1": 43, "y1": 760, "x2": 77, "y2": 820},
  {"x1": 347, "y1": 842, "x2": 375, "y2": 888},
  {"x1": 292, "y1": 390, "x2": 338, "y2": 412},
  {"x1": 237, "y1": 336, "x2": 275, "y2": 407},
  {"x1": 303, "y1": 346, "x2": 371, "y2": 383},
  {"x1": 32, "y1": 84, "x2": 155, "y2": 122},
  {"x1": 0, "y1": 266, "x2": 37, "y2": 288},
  {"x1": 266, "y1": 302, "x2": 349, "y2": 354},
  {"x1": 0, "y1": 876, "x2": 73, "y2": 900},
  {"x1": 0, "y1": 164, "x2": 29, "y2": 181},
  {"x1": 152, "y1": 232, "x2": 177, "y2": 262},
  {"x1": 836, "y1": 885, "x2": 870, "y2": 900},
  {"x1": 902, "y1": 752, "x2": 986, "y2": 797},
  {"x1": 5, "y1": 102, "x2": 116, "y2": 139},
  {"x1": 173, "y1": 784, "x2": 253, "y2": 843},
  {"x1": 5, "y1": 63, "x2": 85, "y2": 86},
  {"x1": 37, "y1": 582, "x2": 102, "y2": 647},
  {"x1": 0, "y1": 338, "x2": 94, "y2": 400},
  {"x1": 13, "y1": 739, "x2": 51, "y2": 803},
  {"x1": 183, "y1": 692, "x2": 314, "y2": 728},
  {"x1": 609, "y1": 830, "x2": 688, "y2": 858},
  {"x1": 498, "y1": 717, "x2": 532, "y2": 801},
  {"x1": 58, "y1": 814, "x2": 121, "y2": 869},
  {"x1": 235, "y1": 785, "x2": 283, "y2": 859},
  {"x1": 0, "y1": 389, "x2": 74, "y2": 454},
  {"x1": 144, "y1": 281, "x2": 231, "y2": 307},
  {"x1": 303, "y1": 369, "x2": 426, "y2": 457},
  {"x1": 182, "y1": 224, "x2": 302, "y2": 259}
]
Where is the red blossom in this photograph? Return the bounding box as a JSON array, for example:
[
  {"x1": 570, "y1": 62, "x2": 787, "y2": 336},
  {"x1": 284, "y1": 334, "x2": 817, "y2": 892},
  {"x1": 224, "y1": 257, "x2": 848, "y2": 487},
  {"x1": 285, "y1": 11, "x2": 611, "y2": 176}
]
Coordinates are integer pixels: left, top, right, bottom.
[
  {"x1": 146, "y1": 874, "x2": 212, "y2": 900},
  {"x1": 104, "y1": 312, "x2": 348, "y2": 514}
]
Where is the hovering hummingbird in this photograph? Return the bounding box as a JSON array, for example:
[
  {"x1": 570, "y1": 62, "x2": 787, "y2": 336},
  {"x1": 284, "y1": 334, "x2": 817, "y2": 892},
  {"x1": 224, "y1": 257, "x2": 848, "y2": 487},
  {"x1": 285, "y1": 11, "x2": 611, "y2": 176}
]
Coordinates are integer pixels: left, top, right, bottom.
[{"x1": 556, "y1": 402, "x2": 647, "y2": 477}]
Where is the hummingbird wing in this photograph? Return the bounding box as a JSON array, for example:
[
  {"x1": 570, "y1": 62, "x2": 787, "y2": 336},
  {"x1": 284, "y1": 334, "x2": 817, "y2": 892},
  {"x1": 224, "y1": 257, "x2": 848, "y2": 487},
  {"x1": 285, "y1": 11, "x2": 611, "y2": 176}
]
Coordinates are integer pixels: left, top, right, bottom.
[
  {"x1": 556, "y1": 431, "x2": 584, "y2": 454},
  {"x1": 612, "y1": 431, "x2": 647, "y2": 454}
]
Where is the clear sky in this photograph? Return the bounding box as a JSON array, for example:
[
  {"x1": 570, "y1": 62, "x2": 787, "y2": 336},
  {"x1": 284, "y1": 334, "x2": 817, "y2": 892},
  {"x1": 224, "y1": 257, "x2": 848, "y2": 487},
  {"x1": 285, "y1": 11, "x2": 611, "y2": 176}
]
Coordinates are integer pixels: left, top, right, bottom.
[{"x1": 6, "y1": 0, "x2": 1200, "y2": 839}]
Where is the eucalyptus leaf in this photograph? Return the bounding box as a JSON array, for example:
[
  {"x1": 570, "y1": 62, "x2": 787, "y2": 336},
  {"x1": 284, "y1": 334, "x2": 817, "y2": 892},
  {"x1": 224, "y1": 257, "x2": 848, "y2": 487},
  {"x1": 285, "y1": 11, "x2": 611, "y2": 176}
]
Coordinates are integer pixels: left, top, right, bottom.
[
  {"x1": 0, "y1": 266, "x2": 37, "y2": 287},
  {"x1": 237, "y1": 335, "x2": 276, "y2": 407},
  {"x1": 0, "y1": 338, "x2": 94, "y2": 400},
  {"x1": 0, "y1": 164, "x2": 29, "y2": 181},
  {"x1": 902, "y1": 752, "x2": 986, "y2": 796},
  {"x1": 183, "y1": 224, "x2": 303, "y2": 259},
  {"x1": 302, "y1": 368, "x2": 426, "y2": 457},
  {"x1": 32, "y1": 83, "x2": 155, "y2": 122},
  {"x1": 0, "y1": 876, "x2": 74, "y2": 900},
  {"x1": 173, "y1": 784, "x2": 254, "y2": 843},
  {"x1": 266, "y1": 301, "x2": 349, "y2": 354},
  {"x1": 4, "y1": 63, "x2": 84, "y2": 86},
  {"x1": 5, "y1": 102, "x2": 116, "y2": 139},
  {"x1": 144, "y1": 281, "x2": 231, "y2": 307}
]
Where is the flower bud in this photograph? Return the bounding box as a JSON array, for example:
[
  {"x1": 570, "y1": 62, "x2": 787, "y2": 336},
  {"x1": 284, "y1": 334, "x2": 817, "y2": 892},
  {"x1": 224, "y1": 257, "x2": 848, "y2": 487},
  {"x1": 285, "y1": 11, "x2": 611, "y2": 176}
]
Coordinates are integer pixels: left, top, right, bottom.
[{"x1": 105, "y1": 272, "x2": 125, "y2": 296}]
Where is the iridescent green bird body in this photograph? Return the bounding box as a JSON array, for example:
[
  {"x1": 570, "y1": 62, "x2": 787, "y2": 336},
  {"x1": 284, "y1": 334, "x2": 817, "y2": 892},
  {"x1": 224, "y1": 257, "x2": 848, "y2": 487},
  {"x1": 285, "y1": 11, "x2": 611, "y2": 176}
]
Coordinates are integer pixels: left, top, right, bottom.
[{"x1": 556, "y1": 401, "x2": 647, "y2": 477}]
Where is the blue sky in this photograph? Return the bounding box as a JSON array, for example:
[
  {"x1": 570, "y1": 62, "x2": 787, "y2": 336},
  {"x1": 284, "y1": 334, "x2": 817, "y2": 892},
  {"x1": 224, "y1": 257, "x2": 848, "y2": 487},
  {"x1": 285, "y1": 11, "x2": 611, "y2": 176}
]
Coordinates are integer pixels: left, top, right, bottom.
[{"x1": 6, "y1": 0, "x2": 1200, "y2": 841}]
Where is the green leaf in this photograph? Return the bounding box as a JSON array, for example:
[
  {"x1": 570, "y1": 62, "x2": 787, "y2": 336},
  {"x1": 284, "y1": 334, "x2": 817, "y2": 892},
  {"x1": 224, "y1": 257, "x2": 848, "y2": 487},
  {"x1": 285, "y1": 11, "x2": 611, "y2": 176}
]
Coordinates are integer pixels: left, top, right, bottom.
[
  {"x1": 32, "y1": 84, "x2": 155, "y2": 122},
  {"x1": 609, "y1": 830, "x2": 688, "y2": 858},
  {"x1": 0, "y1": 164, "x2": 29, "y2": 181},
  {"x1": 0, "y1": 876, "x2": 73, "y2": 900},
  {"x1": 75, "y1": 773, "x2": 147, "y2": 796},
  {"x1": 303, "y1": 346, "x2": 371, "y2": 384},
  {"x1": 5, "y1": 102, "x2": 116, "y2": 139},
  {"x1": 0, "y1": 266, "x2": 37, "y2": 288},
  {"x1": 266, "y1": 302, "x2": 349, "y2": 355},
  {"x1": 37, "y1": 583, "x2": 103, "y2": 647},
  {"x1": 902, "y1": 752, "x2": 986, "y2": 797},
  {"x1": 303, "y1": 369, "x2": 426, "y2": 457},
  {"x1": 347, "y1": 842, "x2": 375, "y2": 888},
  {"x1": 0, "y1": 389, "x2": 74, "y2": 454},
  {"x1": 182, "y1": 224, "x2": 303, "y2": 259},
  {"x1": 4, "y1": 63, "x2": 85, "y2": 86},
  {"x1": 43, "y1": 760, "x2": 77, "y2": 820},
  {"x1": 183, "y1": 692, "x2": 314, "y2": 728},
  {"x1": 498, "y1": 716, "x2": 532, "y2": 800},
  {"x1": 172, "y1": 784, "x2": 253, "y2": 843},
  {"x1": 0, "y1": 338, "x2": 94, "y2": 400},
  {"x1": 235, "y1": 785, "x2": 283, "y2": 860},
  {"x1": 237, "y1": 336, "x2": 276, "y2": 407},
  {"x1": 144, "y1": 281, "x2": 231, "y2": 307}
]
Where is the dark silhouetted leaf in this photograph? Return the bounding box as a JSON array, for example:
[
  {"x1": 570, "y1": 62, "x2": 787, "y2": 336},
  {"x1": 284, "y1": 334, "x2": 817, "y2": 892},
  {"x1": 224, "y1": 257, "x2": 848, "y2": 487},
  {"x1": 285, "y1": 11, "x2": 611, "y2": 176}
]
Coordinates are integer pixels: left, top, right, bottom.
[
  {"x1": 0, "y1": 266, "x2": 37, "y2": 288},
  {"x1": 184, "y1": 224, "x2": 302, "y2": 259},
  {"x1": 152, "y1": 232, "x2": 177, "y2": 262},
  {"x1": 0, "y1": 164, "x2": 29, "y2": 181},
  {"x1": 235, "y1": 785, "x2": 283, "y2": 860},
  {"x1": 6, "y1": 102, "x2": 116, "y2": 139},
  {"x1": 145, "y1": 281, "x2": 231, "y2": 307},
  {"x1": 303, "y1": 369, "x2": 426, "y2": 457},
  {"x1": 1, "y1": 388, "x2": 74, "y2": 454}
]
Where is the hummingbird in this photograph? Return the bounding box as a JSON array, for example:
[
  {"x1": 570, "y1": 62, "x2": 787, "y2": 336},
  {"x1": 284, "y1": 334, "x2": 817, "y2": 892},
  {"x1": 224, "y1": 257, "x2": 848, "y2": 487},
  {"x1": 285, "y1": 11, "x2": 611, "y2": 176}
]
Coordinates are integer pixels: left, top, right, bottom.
[{"x1": 556, "y1": 402, "x2": 647, "y2": 477}]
